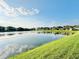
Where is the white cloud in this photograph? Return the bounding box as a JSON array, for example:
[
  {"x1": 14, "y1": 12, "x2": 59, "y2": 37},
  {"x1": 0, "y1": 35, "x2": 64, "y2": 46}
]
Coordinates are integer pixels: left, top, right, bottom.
[
  {"x1": 0, "y1": 0, "x2": 40, "y2": 16},
  {"x1": 16, "y1": 7, "x2": 40, "y2": 16},
  {"x1": 0, "y1": 17, "x2": 42, "y2": 28}
]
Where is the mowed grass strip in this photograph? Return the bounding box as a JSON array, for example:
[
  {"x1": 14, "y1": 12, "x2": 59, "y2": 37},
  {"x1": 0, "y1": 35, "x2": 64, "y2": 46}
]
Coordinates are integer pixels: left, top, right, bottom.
[{"x1": 9, "y1": 32, "x2": 79, "y2": 59}]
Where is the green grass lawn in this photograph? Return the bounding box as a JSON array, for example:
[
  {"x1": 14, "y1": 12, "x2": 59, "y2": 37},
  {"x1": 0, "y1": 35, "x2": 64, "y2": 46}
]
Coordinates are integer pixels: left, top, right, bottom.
[{"x1": 9, "y1": 31, "x2": 79, "y2": 59}]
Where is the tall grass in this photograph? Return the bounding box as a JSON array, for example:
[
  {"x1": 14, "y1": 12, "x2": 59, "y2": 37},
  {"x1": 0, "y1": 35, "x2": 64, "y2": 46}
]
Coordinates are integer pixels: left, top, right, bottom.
[{"x1": 9, "y1": 31, "x2": 79, "y2": 59}]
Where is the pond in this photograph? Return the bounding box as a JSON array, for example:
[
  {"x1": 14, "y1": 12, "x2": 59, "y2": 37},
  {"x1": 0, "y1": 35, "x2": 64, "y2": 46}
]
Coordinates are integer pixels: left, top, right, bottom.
[{"x1": 0, "y1": 31, "x2": 64, "y2": 59}]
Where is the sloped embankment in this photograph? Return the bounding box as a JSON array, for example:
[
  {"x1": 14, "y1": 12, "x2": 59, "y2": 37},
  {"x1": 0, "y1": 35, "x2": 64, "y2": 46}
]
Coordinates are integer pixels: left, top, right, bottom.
[{"x1": 9, "y1": 32, "x2": 79, "y2": 59}]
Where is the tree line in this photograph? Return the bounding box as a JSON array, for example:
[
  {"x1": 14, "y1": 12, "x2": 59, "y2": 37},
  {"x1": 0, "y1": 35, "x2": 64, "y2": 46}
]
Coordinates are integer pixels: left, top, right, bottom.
[
  {"x1": 0, "y1": 25, "x2": 79, "y2": 32},
  {"x1": 36, "y1": 25, "x2": 79, "y2": 31},
  {"x1": 0, "y1": 26, "x2": 35, "y2": 32}
]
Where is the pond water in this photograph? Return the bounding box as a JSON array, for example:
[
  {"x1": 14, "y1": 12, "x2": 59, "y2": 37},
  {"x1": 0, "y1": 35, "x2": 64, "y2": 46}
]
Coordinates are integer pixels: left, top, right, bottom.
[{"x1": 0, "y1": 31, "x2": 64, "y2": 59}]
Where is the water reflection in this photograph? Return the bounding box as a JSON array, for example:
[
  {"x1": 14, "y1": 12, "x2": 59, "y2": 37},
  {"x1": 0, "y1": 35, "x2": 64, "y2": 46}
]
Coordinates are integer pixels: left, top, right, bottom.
[
  {"x1": 0, "y1": 31, "x2": 64, "y2": 59},
  {"x1": 0, "y1": 44, "x2": 34, "y2": 59},
  {"x1": 0, "y1": 32, "x2": 23, "y2": 37},
  {"x1": 18, "y1": 32, "x2": 23, "y2": 35},
  {"x1": 37, "y1": 31, "x2": 74, "y2": 35},
  {"x1": 0, "y1": 34, "x2": 5, "y2": 36},
  {"x1": 7, "y1": 33, "x2": 15, "y2": 36}
]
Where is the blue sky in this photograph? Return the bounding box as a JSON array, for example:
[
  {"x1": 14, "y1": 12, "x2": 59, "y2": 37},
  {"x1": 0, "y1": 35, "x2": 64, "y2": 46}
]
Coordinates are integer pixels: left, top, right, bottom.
[{"x1": 0, "y1": 0, "x2": 79, "y2": 28}]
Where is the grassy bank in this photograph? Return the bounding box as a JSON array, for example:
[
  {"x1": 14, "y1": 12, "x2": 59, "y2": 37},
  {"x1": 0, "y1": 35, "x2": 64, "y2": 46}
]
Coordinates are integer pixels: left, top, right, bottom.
[{"x1": 9, "y1": 31, "x2": 79, "y2": 59}]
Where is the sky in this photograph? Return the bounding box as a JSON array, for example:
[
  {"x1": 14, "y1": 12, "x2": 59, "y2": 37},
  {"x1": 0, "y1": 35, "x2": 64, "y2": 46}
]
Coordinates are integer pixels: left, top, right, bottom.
[{"x1": 0, "y1": 0, "x2": 79, "y2": 28}]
